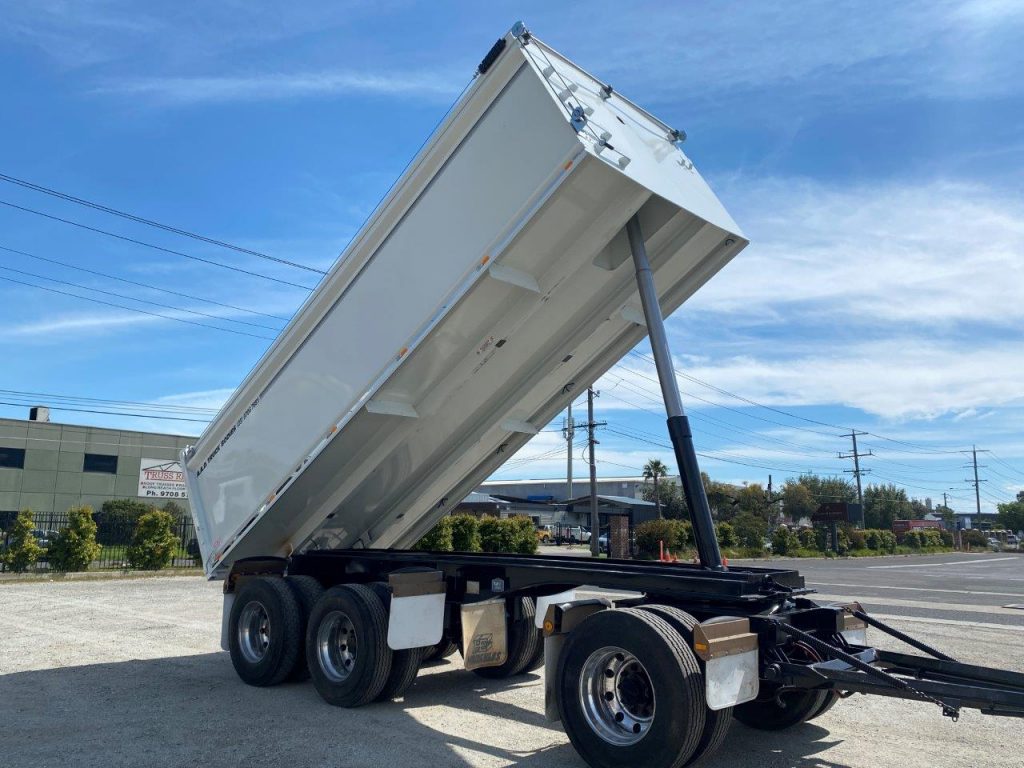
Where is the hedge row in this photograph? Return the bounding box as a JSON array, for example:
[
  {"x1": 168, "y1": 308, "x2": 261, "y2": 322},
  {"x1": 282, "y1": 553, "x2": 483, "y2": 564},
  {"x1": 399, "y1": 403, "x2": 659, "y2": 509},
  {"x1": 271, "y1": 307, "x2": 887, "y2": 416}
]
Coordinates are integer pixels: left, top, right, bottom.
[
  {"x1": 1, "y1": 506, "x2": 184, "y2": 573},
  {"x1": 414, "y1": 514, "x2": 538, "y2": 555}
]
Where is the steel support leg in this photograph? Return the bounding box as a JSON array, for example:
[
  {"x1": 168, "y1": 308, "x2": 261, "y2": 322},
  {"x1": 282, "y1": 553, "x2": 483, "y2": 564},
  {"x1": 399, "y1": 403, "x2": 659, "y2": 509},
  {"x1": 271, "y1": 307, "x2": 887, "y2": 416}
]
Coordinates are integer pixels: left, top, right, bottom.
[{"x1": 626, "y1": 214, "x2": 724, "y2": 570}]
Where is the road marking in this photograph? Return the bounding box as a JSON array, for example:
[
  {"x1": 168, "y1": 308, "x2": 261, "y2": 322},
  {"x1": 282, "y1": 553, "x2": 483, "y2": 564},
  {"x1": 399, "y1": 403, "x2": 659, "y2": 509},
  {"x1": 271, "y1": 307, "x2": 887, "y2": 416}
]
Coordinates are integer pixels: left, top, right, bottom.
[
  {"x1": 813, "y1": 594, "x2": 1024, "y2": 617},
  {"x1": 810, "y1": 582, "x2": 1024, "y2": 598},
  {"x1": 869, "y1": 613, "x2": 1024, "y2": 632},
  {"x1": 866, "y1": 557, "x2": 1017, "y2": 569}
]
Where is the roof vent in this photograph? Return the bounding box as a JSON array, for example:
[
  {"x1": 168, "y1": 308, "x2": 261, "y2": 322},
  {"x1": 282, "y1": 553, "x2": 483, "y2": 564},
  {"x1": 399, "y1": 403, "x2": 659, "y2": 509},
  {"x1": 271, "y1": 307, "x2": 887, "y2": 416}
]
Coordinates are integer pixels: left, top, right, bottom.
[{"x1": 29, "y1": 406, "x2": 50, "y2": 422}]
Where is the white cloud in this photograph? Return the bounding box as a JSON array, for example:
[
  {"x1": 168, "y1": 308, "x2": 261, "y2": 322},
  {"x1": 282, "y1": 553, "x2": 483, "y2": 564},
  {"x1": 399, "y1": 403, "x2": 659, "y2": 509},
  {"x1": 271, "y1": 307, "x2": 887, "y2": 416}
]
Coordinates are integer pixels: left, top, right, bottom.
[
  {"x1": 92, "y1": 69, "x2": 463, "y2": 106},
  {"x1": 156, "y1": 388, "x2": 235, "y2": 411},
  {"x1": 695, "y1": 177, "x2": 1024, "y2": 326}
]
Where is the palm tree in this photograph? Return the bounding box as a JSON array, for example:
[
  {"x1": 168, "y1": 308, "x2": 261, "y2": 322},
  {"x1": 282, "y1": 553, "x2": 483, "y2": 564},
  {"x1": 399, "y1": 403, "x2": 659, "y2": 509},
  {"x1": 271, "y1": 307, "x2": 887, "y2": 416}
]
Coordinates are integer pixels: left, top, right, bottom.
[{"x1": 643, "y1": 458, "x2": 669, "y2": 519}]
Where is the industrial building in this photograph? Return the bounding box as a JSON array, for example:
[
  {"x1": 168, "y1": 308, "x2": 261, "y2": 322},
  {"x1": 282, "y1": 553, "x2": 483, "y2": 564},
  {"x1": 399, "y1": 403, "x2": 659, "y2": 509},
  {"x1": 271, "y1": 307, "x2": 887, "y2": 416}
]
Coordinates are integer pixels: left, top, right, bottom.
[
  {"x1": 0, "y1": 408, "x2": 192, "y2": 523},
  {"x1": 476, "y1": 475, "x2": 677, "y2": 503}
]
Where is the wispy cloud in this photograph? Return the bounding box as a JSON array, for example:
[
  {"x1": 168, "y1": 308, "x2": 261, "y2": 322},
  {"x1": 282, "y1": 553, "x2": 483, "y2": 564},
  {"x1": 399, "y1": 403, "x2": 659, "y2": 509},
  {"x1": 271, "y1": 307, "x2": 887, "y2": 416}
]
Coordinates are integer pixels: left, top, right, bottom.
[
  {"x1": 694, "y1": 177, "x2": 1024, "y2": 327},
  {"x1": 91, "y1": 69, "x2": 464, "y2": 106}
]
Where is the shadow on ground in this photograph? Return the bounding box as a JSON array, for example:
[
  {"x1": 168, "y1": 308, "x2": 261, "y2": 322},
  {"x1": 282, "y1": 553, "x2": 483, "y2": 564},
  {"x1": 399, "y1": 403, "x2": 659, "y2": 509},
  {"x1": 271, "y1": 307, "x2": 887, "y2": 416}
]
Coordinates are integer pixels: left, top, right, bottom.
[{"x1": 0, "y1": 652, "x2": 851, "y2": 768}]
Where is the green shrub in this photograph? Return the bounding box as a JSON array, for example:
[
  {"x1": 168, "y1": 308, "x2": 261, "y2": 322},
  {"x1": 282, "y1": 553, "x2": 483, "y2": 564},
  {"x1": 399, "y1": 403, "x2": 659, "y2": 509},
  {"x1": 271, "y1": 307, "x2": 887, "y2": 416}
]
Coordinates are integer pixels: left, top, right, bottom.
[
  {"x1": 797, "y1": 527, "x2": 818, "y2": 550},
  {"x1": 732, "y1": 513, "x2": 768, "y2": 550},
  {"x1": 878, "y1": 530, "x2": 897, "y2": 553},
  {"x1": 125, "y1": 509, "x2": 178, "y2": 570},
  {"x1": 476, "y1": 516, "x2": 537, "y2": 554},
  {"x1": 961, "y1": 529, "x2": 987, "y2": 548},
  {"x1": 939, "y1": 529, "x2": 954, "y2": 548},
  {"x1": 94, "y1": 499, "x2": 153, "y2": 545},
  {"x1": 508, "y1": 516, "x2": 538, "y2": 554},
  {"x1": 48, "y1": 506, "x2": 101, "y2": 572},
  {"x1": 2, "y1": 509, "x2": 43, "y2": 572},
  {"x1": 715, "y1": 522, "x2": 736, "y2": 548},
  {"x1": 836, "y1": 527, "x2": 851, "y2": 555},
  {"x1": 415, "y1": 516, "x2": 454, "y2": 552},
  {"x1": 846, "y1": 527, "x2": 866, "y2": 550},
  {"x1": 904, "y1": 530, "x2": 922, "y2": 549},
  {"x1": 771, "y1": 526, "x2": 801, "y2": 556},
  {"x1": 450, "y1": 514, "x2": 482, "y2": 552},
  {"x1": 635, "y1": 519, "x2": 689, "y2": 559},
  {"x1": 865, "y1": 529, "x2": 881, "y2": 550},
  {"x1": 920, "y1": 528, "x2": 942, "y2": 548}
]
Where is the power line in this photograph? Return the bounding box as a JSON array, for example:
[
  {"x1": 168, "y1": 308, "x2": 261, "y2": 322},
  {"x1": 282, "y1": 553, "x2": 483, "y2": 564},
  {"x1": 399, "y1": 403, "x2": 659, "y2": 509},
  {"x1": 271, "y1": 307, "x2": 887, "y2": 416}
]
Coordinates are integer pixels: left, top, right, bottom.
[
  {"x1": 626, "y1": 349, "x2": 968, "y2": 455},
  {"x1": 0, "y1": 263, "x2": 283, "y2": 332},
  {"x1": 0, "y1": 172, "x2": 326, "y2": 274},
  {"x1": 0, "y1": 400, "x2": 209, "y2": 423},
  {"x1": 0, "y1": 199, "x2": 317, "y2": 291},
  {"x1": 0, "y1": 388, "x2": 220, "y2": 414},
  {"x1": 0, "y1": 243, "x2": 291, "y2": 322},
  {"x1": 0, "y1": 273, "x2": 276, "y2": 341}
]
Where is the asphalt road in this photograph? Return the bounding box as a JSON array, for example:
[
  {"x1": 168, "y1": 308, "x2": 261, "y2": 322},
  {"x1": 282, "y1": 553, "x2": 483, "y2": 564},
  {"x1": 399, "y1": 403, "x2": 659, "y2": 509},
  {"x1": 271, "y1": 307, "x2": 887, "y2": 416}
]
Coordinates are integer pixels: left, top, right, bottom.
[{"x1": 1, "y1": 552, "x2": 1021, "y2": 768}]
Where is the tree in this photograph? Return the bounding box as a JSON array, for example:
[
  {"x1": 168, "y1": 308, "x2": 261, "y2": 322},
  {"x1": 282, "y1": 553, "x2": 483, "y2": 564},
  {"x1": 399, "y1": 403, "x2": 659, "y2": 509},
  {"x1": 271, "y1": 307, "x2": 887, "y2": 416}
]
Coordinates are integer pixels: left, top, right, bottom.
[
  {"x1": 997, "y1": 495, "x2": 1024, "y2": 535},
  {"x1": 732, "y1": 512, "x2": 768, "y2": 550},
  {"x1": 640, "y1": 480, "x2": 687, "y2": 520},
  {"x1": 701, "y1": 472, "x2": 739, "y2": 521},
  {"x1": 798, "y1": 474, "x2": 856, "y2": 504},
  {"x1": 781, "y1": 480, "x2": 816, "y2": 524},
  {"x1": 643, "y1": 459, "x2": 670, "y2": 519},
  {"x1": 127, "y1": 509, "x2": 178, "y2": 570},
  {"x1": 2, "y1": 509, "x2": 42, "y2": 572},
  {"x1": 863, "y1": 483, "x2": 909, "y2": 530},
  {"x1": 735, "y1": 484, "x2": 770, "y2": 521},
  {"x1": 48, "y1": 506, "x2": 101, "y2": 572}
]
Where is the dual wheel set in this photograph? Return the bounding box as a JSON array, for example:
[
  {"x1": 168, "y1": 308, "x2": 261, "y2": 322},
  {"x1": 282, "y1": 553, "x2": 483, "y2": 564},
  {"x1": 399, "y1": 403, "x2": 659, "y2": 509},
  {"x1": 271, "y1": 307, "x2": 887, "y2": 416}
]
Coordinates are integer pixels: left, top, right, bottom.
[
  {"x1": 228, "y1": 576, "x2": 543, "y2": 708},
  {"x1": 228, "y1": 575, "x2": 839, "y2": 768}
]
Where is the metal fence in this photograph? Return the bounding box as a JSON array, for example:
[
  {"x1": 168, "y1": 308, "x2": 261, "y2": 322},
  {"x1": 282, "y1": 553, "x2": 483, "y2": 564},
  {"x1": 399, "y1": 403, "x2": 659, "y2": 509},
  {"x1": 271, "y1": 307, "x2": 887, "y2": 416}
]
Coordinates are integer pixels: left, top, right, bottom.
[{"x1": 0, "y1": 510, "x2": 200, "y2": 572}]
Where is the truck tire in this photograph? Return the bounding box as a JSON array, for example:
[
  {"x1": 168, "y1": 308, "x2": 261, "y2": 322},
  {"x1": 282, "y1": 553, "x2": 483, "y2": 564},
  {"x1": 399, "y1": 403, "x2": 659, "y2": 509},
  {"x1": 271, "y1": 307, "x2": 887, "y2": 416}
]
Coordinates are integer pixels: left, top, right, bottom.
[
  {"x1": 228, "y1": 576, "x2": 303, "y2": 687},
  {"x1": 471, "y1": 596, "x2": 540, "y2": 679},
  {"x1": 733, "y1": 640, "x2": 830, "y2": 730},
  {"x1": 368, "y1": 581, "x2": 425, "y2": 701},
  {"x1": 422, "y1": 638, "x2": 458, "y2": 663},
  {"x1": 285, "y1": 575, "x2": 325, "y2": 682},
  {"x1": 639, "y1": 605, "x2": 732, "y2": 766},
  {"x1": 556, "y1": 607, "x2": 706, "y2": 768},
  {"x1": 808, "y1": 691, "x2": 840, "y2": 721},
  {"x1": 306, "y1": 584, "x2": 393, "y2": 707}
]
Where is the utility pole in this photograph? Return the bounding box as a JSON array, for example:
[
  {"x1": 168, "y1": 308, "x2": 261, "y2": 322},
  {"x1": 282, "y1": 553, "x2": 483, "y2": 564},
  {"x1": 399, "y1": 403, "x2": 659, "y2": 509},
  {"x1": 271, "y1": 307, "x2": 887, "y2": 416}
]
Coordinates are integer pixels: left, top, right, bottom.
[
  {"x1": 839, "y1": 431, "x2": 872, "y2": 528},
  {"x1": 563, "y1": 401, "x2": 575, "y2": 504},
  {"x1": 963, "y1": 445, "x2": 988, "y2": 519},
  {"x1": 587, "y1": 387, "x2": 601, "y2": 557}
]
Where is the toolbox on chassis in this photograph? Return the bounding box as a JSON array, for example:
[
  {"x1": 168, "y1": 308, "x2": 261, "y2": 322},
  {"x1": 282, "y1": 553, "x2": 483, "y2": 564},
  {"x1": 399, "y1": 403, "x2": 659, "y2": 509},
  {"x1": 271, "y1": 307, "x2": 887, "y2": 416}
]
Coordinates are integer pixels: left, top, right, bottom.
[{"x1": 186, "y1": 22, "x2": 1024, "y2": 768}]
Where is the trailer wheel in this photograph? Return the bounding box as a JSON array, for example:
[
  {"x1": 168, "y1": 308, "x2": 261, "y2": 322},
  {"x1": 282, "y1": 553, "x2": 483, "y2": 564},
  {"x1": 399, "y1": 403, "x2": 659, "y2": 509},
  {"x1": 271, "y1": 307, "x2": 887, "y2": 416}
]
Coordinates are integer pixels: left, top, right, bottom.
[
  {"x1": 368, "y1": 582, "x2": 425, "y2": 701},
  {"x1": 557, "y1": 608, "x2": 706, "y2": 768},
  {"x1": 228, "y1": 576, "x2": 303, "y2": 687},
  {"x1": 733, "y1": 641, "x2": 830, "y2": 730},
  {"x1": 285, "y1": 575, "x2": 325, "y2": 682},
  {"x1": 471, "y1": 596, "x2": 540, "y2": 679},
  {"x1": 808, "y1": 692, "x2": 840, "y2": 721},
  {"x1": 307, "y1": 584, "x2": 393, "y2": 707},
  {"x1": 640, "y1": 605, "x2": 732, "y2": 766}
]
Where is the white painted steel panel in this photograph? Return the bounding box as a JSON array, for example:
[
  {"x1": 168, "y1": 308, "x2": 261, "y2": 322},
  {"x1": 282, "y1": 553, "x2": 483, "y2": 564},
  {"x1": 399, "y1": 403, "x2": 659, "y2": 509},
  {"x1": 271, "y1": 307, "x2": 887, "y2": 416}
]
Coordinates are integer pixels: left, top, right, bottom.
[
  {"x1": 387, "y1": 593, "x2": 445, "y2": 650},
  {"x1": 705, "y1": 651, "x2": 760, "y2": 710},
  {"x1": 185, "y1": 26, "x2": 748, "y2": 578}
]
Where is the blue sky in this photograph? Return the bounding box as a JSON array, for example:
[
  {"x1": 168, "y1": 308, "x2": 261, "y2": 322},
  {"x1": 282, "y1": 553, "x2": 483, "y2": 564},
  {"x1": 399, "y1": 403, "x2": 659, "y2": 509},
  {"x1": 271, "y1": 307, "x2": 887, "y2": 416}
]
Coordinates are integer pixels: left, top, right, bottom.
[{"x1": 1, "y1": 1, "x2": 1022, "y2": 513}]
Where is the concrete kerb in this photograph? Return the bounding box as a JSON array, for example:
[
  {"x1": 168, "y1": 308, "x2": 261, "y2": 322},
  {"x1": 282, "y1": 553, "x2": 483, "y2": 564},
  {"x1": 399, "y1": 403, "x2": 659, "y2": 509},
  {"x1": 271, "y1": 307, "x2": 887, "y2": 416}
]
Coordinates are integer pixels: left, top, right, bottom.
[{"x1": 0, "y1": 568, "x2": 204, "y2": 584}]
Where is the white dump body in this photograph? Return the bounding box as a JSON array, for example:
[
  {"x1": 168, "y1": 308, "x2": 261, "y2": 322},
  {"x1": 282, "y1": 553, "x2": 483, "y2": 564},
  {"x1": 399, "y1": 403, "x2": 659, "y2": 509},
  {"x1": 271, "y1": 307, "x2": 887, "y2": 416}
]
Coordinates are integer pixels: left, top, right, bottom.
[{"x1": 184, "y1": 27, "x2": 747, "y2": 579}]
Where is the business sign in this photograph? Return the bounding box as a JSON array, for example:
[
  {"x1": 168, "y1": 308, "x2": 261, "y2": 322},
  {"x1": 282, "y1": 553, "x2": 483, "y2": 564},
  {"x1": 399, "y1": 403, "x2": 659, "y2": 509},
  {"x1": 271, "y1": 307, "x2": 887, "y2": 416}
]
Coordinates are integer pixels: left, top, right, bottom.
[
  {"x1": 138, "y1": 458, "x2": 188, "y2": 500},
  {"x1": 811, "y1": 502, "x2": 861, "y2": 524}
]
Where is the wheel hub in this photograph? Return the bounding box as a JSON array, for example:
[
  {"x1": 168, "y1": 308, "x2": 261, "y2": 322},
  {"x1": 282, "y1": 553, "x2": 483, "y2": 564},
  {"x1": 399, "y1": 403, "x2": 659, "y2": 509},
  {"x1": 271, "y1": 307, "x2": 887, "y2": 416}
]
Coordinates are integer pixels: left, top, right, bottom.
[
  {"x1": 238, "y1": 600, "x2": 271, "y2": 664},
  {"x1": 579, "y1": 646, "x2": 656, "y2": 745},
  {"x1": 317, "y1": 610, "x2": 358, "y2": 682}
]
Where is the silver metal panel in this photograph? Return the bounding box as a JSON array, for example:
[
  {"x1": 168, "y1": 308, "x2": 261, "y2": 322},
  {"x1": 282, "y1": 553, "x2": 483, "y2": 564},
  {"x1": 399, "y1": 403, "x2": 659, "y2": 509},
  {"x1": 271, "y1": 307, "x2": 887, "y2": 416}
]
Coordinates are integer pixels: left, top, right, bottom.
[{"x1": 185, "y1": 29, "x2": 749, "y2": 578}]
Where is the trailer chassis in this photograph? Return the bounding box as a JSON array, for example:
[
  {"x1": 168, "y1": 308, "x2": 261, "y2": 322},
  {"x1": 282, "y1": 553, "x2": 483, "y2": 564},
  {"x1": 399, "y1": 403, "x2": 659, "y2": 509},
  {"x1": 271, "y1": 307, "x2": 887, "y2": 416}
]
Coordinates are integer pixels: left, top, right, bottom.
[{"x1": 215, "y1": 209, "x2": 1023, "y2": 768}]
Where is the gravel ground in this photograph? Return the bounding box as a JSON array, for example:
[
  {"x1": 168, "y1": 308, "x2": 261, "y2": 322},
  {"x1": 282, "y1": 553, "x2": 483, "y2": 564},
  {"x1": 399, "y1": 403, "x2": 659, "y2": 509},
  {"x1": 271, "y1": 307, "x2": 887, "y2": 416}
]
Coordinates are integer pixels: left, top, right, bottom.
[{"x1": 1, "y1": 567, "x2": 1022, "y2": 768}]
